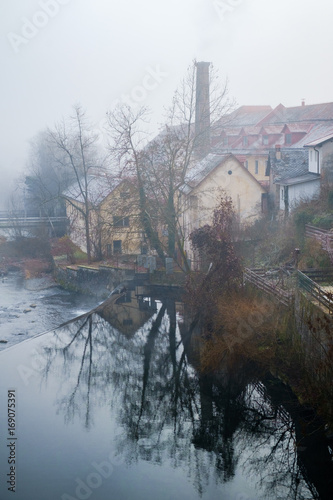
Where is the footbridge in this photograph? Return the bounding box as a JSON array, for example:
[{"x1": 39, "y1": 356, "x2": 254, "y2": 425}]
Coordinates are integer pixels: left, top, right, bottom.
[{"x1": 0, "y1": 211, "x2": 68, "y2": 235}]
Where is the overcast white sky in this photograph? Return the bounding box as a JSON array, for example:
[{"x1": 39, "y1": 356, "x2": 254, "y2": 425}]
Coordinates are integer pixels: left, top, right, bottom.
[{"x1": 1, "y1": 0, "x2": 333, "y2": 208}]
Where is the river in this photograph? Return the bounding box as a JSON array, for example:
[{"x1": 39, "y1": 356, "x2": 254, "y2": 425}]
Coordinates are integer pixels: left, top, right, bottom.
[
  {"x1": 0, "y1": 271, "x2": 101, "y2": 350},
  {"x1": 0, "y1": 280, "x2": 332, "y2": 499}
]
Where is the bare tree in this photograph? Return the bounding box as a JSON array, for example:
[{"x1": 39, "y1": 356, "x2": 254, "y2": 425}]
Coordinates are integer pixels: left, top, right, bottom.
[
  {"x1": 25, "y1": 129, "x2": 74, "y2": 219},
  {"x1": 47, "y1": 104, "x2": 104, "y2": 263},
  {"x1": 106, "y1": 62, "x2": 234, "y2": 271}
]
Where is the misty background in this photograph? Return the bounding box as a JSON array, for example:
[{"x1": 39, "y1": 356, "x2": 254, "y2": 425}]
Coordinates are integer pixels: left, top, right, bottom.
[{"x1": 1, "y1": 0, "x2": 333, "y2": 209}]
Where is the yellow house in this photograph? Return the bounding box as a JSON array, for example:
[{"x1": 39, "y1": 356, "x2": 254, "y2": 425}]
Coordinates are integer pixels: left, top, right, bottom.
[
  {"x1": 99, "y1": 180, "x2": 143, "y2": 257},
  {"x1": 180, "y1": 153, "x2": 267, "y2": 262},
  {"x1": 65, "y1": 176, "x2": 144, "y2": 258}
]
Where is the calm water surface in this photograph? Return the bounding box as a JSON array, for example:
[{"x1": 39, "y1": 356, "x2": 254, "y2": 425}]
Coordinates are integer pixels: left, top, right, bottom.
[{"x1": 0, "y1": 286, "x2": 332, "y2": 499}]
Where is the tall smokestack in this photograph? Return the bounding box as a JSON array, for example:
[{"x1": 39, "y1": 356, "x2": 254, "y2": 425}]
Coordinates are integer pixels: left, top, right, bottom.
[{"x1": 195, "y1": 61, "x2": 211, "y2": 156}]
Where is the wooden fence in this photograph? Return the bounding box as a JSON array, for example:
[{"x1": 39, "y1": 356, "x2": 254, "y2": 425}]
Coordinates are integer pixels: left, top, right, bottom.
[{"x1": 244, "y1": 268, "x2": 294, "y2": 307}]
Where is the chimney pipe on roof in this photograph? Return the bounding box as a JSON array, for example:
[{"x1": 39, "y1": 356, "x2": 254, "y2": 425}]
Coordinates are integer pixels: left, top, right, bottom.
[
  {"x1": 301, "y1": 99, "x2": 305, "y2": 106},
  {"x1": 195, "y1": 61, "x2": 211, "y2": 156}
]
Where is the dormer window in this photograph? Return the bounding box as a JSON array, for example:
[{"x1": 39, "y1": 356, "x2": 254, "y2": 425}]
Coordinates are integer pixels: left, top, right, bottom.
[
  {"x1": 243, "y1": 136, "x2": 248, "y2": 146},
  {"x1": 263, "y1": 135, "x2": 269, "y2": 145},
  {"x1": 285, "y1": 133, "x2": 292, "y2": 144}
]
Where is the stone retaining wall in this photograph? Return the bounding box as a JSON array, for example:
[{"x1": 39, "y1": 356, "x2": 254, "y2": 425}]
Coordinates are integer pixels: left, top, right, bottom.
[{"x1": 54, "y1": 265, "x2": 135, "y2": 298}]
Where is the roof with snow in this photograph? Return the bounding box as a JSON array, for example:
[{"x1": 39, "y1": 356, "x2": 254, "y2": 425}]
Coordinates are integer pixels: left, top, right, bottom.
[
  {"x1": 64, "y1": 174, "x2": 118, "y2": 205},
  {"x1": 219, "y1": 105, "x2": 273, "y2": 128},
  {"x1": 181, "y1": 153, "x2": 231, "y2": 194},
  {"x1": 267, "y1": 148, "x2": 311, "y2": 183},
  {"x1": 279, "y1": 172, "x2": 321, "y2": 186},
  {"x1": 259, "y1": 102, "x2": 333, "y2": 125},
  {"x1": 304, "y1": 131, "x2": 333, "y2": 147}
]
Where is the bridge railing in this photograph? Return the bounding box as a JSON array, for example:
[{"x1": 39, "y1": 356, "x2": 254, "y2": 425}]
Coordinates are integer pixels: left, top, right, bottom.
[{"x1": 0, "y1": 214, "x2": 68, "y2": 229}]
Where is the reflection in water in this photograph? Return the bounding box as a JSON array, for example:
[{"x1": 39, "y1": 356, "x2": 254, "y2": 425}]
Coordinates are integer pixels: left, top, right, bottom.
[{"x1": 36, "y1": 289, "x2": 333, "y2": 500}]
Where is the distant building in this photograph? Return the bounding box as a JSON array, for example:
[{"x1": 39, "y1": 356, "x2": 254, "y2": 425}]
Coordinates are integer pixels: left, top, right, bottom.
[
  {"x1": 267, "y1": 148, "x2": 320, "y2": 215},
  {"x1": 212, "y1": 101, "x2": 333, "y2": 185}
]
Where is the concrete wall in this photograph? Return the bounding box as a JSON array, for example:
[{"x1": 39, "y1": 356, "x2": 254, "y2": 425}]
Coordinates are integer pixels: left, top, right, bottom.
[{"x1": 294, "y1": 290, "x2": 333, "y2": 380}]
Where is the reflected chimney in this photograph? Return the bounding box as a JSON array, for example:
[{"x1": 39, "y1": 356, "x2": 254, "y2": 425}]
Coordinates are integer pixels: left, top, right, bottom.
[{"x1": 195, "y1": 61, "x2": 211, "y2": 156}]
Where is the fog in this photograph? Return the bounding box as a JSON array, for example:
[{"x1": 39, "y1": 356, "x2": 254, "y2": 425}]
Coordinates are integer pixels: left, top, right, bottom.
[{"x1": 1, "y1": 0, "x2": 333, "y2": 208}]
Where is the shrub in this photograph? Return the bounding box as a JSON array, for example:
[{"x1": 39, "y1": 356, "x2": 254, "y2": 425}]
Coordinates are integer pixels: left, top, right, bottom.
[
  {"x1": 298, "y1": 238, "x2": 332, "y2": 269},
  {"x1": 51, "y1": 236, "x2": 83, "y2": 264},
  {"x1": 293, "y1": 207, "x2": 316, "y2": 243},
  {"x1": 311, "y1": 213, "x2": 333, "y2": 230}
]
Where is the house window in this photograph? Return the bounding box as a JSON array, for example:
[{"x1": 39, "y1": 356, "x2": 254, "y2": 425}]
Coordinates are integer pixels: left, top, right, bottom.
[
  {"x1": 255, "y1": 160, "x2": 259, "y2": 174},
  {"x1": 106, "y1": 244, "x2": 112, "y2": 257},
  {"x1": 223, "y1": 137, "x2": 228, "y2": 146},
  {"x1": 113, "y1": 216, "x2": 129, "y2": 227},
  {"x1": 310, "y1": 150, "x2": 313, "y2": 161},
  {"x1": 117, "y1": 292, "x2": 132, "y2": 303},
  {"x1": 243, "y1": 136, "x2": 248, "y2": 146},
  {"x1": 113, "y1": 240, "x2": 122, "y2": 254},
  {"x1": 123, "y1": 319, "x2": 133, "y2": 326},
  {"x1": 189, "y1": 195, "x2": 198, "y2": 210},
  {"x1": 285, "y1": 133, "x2": 292, "y2": 144},
  {"x1": 281, "y1": 188, "x2": 284, "y2": 200},
  {"x1": 263, "y1": 135, "x2": 269, "y2": 145},
  {"x1": 120, "y1": 191, "x2": 130, "y2": 199},
  {"x1": 245, "y1": 160, "x2": 248, "y2": 169}
]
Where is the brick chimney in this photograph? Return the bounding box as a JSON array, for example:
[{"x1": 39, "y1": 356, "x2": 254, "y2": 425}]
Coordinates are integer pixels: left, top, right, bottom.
[{"x1": 195, "y1": 61, "x2": 211, "y2": 156}]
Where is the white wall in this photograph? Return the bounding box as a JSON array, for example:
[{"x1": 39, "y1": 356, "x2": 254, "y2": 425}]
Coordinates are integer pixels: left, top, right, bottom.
[
  {"x1": 279, "y1": 179, "x2": 320, "y2": 211},
  {"x1": 308, "y1": 147, "x2": 320, "y2": 174},
  {"x1": 308, "y1": 141, "x2": 333, "y2": 174}
]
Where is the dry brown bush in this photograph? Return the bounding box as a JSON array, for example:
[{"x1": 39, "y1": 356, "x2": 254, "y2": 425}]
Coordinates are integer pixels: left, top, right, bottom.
[{"x1": 199, "y1": 290, "x2": 280, "y2": 374}]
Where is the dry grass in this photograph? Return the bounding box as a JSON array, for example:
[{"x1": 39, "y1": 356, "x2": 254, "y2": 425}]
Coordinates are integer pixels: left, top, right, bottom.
[{"x1": 199, "y1": 291, "x2": 280, "y2": 374}]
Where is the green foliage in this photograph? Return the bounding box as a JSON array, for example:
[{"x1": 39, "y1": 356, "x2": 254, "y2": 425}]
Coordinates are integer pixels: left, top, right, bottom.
[
  {"x1": 328, "y1": 190, "x2": 333, "y2": 209},
  {"x1": 293, "y1": 206, "x2": 316, "y2": 244},
  {"x1": 298, "y1": 239, "x2": 332, "y2": 269},
  {"x1": 311, "y1": 213, "x2": 333, "y2": 230}
]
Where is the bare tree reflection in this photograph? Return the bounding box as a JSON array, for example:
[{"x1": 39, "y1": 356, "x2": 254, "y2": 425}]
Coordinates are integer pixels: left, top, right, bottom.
[{"x1": 35, "y1": 292, "x2": 333, "y2": 499}]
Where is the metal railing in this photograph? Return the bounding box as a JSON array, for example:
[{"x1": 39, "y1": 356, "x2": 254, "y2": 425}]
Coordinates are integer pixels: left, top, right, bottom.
[
  {"x1": 244, "y1": 267, "x2": 294, "y2": 307},
  {"x1": 0, "y1": 214, "x2": 68, "y2": 229},
  {"x1": 297, "y1": 269, "x2": 333, "y2": 315}
]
